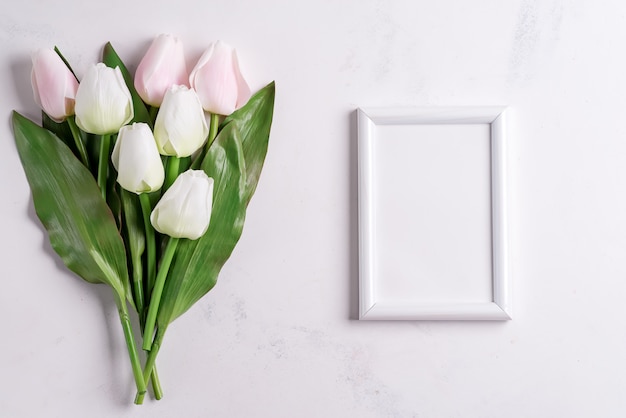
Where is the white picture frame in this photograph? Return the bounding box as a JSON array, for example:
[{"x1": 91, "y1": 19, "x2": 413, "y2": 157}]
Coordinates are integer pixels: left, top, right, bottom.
[{"x1": 357, "y1": 107, "x2": 511, "y2": 320}]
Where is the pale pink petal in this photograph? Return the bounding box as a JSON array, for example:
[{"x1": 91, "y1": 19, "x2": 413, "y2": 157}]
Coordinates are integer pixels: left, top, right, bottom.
[
  {"x1": 190, "y1": 41, "x2": 245, "y2": 115},
  {"x1": 135, "y1": 34, "x2": 188, "y2": 106},
  {"x1": 232, "y1": 50, "x2": 251, "y2": 109}
]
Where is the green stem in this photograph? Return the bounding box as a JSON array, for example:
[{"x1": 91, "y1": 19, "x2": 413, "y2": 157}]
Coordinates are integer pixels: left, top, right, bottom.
[
  {"x1": 130, "y1": 254, "x2": 164, "y2": 401},
  {"x1": 114, "y1": 296, "x2": 146, "y2": 405},
  {"x1": 131, "y1": 254, "x2": 144, "y2": 315},
  {"x1": 139, "y1": 193, "x2": 156, "y2": 299},
  {"x1": 142, "y1": 237, "x2": 179, "y2": 351},
  {"x1": 119, "y1": 191, "x2": 162, "y2": 399},
  {"x1": 137, "y1": 310, "x2": 164, "y2": 401},
  {"x1": 150, "y1": 367, "x2": 164, "y2": 400},
  {"x1": 136, "y1": 326, "x2": 166, "y2": 403},
  {"x1": 164, "y1": 156, "x2": 180, "y2": 192},
  {"x1": 207, "y1": 113, "x2": 220, "y2": 148},
  {"x1": 191, "y1": 113, "x2": 220, "y2": 170},
  {"x1": 67, "y1": 116, "x2": 89, "y2": 168},
  {"x1": 98, "y1": 134, "x2": 111, "y2": 200}
]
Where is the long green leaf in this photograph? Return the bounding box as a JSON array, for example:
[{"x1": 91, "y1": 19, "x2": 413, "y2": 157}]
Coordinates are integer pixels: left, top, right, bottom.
[
  {"x1": 222, "y1": 81, "x2": 275, "y2": 202},
  {"x1": 13, "y1": 111, "x2": 129, "y2": 300},
  {"x1": 155, "y1": 82, "x2": 275, "y2": 327},
  {"x1": 53, "y1": 46, "x2": 78, "y2": 81},
  {"x1": 157, "y1": 123, "x2": 248, "y2": 326},
  {"x1": 120, "y1": 189, "x2": 146, "y2": 312},
  {"x1": 102, "y1": 42, "x2": 152, "y2": 128},
  {"x1": 42, "y1": 112, "x2": 73, "y2": 150}
]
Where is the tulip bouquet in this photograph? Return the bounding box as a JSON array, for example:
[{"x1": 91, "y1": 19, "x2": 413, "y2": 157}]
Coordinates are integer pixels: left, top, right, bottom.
[{"x1": 12, "y1": 35, "x2": 274, "y2": 404}]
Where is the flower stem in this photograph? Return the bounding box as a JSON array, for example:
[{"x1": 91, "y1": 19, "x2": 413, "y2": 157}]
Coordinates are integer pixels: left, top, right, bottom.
[
  {"x1": 97, "y1": 134, "x2": 111, "y2": 200},
  {"x1": 136, "y1": 193, "x2": 165, "y2": 400},
  {"x1": 207, "y1": 113, "x2": 220, "y2": 148},
  {"x1": 67, "y1": 116, "x2": 89, "y2": 168},
  {"x1": 145, "y1": 326, "x2": 165, "y2": 382},
  {"x1": 164, "y1": 156, "x2": 180, "y2": 192},
  {"x1": 138, "y1": 193, "x2": 156, "y2": 299},
  {"x1": 136, "y1": 325, "x2": 167, "y2": 403},
  {"x1": 114, "y1": 295, "x2": 146, "y2": 405},
  {"x1": 131, "y1": 253, "x2": 144, "y2": 314},
  {"x1": 142, "y1": 237, "x2": 179, "y2": 351},
  {"x1": 150, "y1": 367, "x2": 164, "y2": 400},
  {"x1": 191, "y1": 113, "x2": 220, "y2": 170},
  {"x1": 137, "y1": 310, "x2": 164, "y2": 401}
]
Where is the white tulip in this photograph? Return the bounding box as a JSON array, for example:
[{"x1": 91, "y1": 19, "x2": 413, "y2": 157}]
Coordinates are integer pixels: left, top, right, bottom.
[
  {"x1": 75, "y1": 63, "x2": 134, "y2": 135},
  {"x1": 150, "y1": 170, "x2": 214, "y2": 240},
  {"x1": 111, "y1": 123, "x2": 165, "y2": 194},
  {"x1": 153, "y1": 85, "x2": 209, "y2": 157}
]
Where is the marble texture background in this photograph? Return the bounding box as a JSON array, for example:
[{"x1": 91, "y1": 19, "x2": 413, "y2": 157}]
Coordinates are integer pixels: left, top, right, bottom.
[{"x1": 2, "y1": 0, "x2": 626, "y2": 417}]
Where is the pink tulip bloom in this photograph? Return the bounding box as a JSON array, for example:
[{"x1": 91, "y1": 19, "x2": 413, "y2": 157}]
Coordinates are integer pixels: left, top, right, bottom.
[
  {"x1": 189, "y1": 41, "x2": 251, "y2": 115},
  {"x1": 134, "y1": 34, "x2": 188, "y2": 107},
  {"x1": 31, "y1": 49, "x2": 79, "y2": 122}
]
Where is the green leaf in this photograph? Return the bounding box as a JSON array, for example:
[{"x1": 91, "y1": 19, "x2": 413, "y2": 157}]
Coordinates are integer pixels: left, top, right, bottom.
[
  {"x1": 53, "y1": 46, "x2": 79, "y2": 81},
  {"x1": 102, "y1": 42, "x2": 152, "y2": 128},
  {"x1": 156, "y1": 123, "x2": 248, "y2": 327},
  {"x1": 154, "y1": 82, "x2": 275, "y2": 329},
  {"x1": 42, "y1": 114, "x2": 91, "y2": 171},
  {"x1": 13, "y1": 111, "x2": 129, "y2": 300},
  {"x1": 120, "y1": 189, "x2": 146, "y2": 311},
  {"x1": 222, "y1": 81, "x2": 275, "y2": 203},
  {"x1": 42, "y1": 111, "x2": 74, "y2": 151},
  {"x1": 107, "y1": 178, "x2": 123, "y2": 229}
]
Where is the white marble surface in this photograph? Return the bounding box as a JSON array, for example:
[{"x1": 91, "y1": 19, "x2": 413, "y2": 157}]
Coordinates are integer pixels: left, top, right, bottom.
[{"x1": 2, "y1": 0, "x2": 626, "y2": 417}]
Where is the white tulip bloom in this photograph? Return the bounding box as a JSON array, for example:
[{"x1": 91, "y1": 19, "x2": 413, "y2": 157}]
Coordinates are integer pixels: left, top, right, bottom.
[
  {"x1": 111, "y1": 123, "x2": 165, "y2": 194},
  {"x1": 153, "y1": 85, "x2": 209, "y2": 157},
  {"x1": 75, "y1": 63, "x2": 134, "y2": 135},
  {"x1": 150, "y1": 170, "x2": 214, "y2": 240}
]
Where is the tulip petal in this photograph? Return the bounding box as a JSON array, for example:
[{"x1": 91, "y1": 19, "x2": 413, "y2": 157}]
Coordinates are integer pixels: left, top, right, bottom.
[
  {"x1": 154, "y1": 85, "x2": 209, "y2": 157},
  {"x1": 135, "y1": 34, "x2": 188, "y2": 106},
  {"x1": 190, "y1": 41, "x2": 248, "y2": 115},
  {"x1": 150, "y1": 170, "x2": 213, "y2": 239},
  {"x1": 75, "y1": 63, "x2": 134, "y2": 135},
  {"x1": 113, "y1": 123, "x2": 164, "y2": 194},
  {"x1": 178, "y1": 178, "x2": 213, "y2": 239},
  {"x1": 232, "y1": 50, "x2": 251, "y2": 109},
  {"x1": 31, "y1": 49, "x2": 78, "y2": 122}
]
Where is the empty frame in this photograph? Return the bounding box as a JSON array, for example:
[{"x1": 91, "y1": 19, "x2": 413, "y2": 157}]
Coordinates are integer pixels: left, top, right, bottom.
[{"x1": 357, "y1": 107, "x2": 511, "y2": 320}]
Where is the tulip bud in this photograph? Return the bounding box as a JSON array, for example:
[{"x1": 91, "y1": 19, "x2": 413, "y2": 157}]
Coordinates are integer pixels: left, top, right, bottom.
[
  {"x1": 150, "y1": 170, "x2": 214, "y2": 240},
  {"x1": 75, "y1": 63, "x2": 134, "y2": 135},
  {"x1": 30, "y1": 49, "x2": 79, "y2": 122},
  {"x1": 153, "y1": 85, "x2": 209, "y2": 157},
  {"x1": 189, "y1": 40, "x2": 251, "y2": 115},
  {"x1": 134, "y1": 34, "x2": 189, "y2": 107},
  {"x1": 111, "y1": 123, "x2": 165, "y2": 194}
]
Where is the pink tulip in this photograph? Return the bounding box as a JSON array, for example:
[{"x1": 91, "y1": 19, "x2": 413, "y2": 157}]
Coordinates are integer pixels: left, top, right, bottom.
[
  {"x1": 134, "y1": 34, "x2": 188, "y2": 107},
  {"x1": 31, "y1": 49, "x2": 79, "y2": 122},
  {"x1": 189, "y1": 41, "x2": 251, "y2": 115}
]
